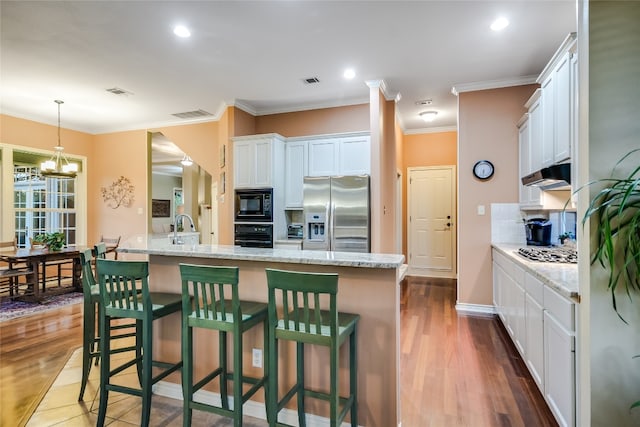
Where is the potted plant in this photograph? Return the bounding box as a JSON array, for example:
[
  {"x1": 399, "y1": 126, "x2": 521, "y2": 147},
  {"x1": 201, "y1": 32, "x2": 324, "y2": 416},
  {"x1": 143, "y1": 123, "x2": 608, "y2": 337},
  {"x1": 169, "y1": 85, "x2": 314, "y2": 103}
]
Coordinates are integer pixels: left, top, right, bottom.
[
  {"x1": 33, "y1": 232, "x2": 66, "y2": 251},
  {"x1": 582, "y1": 148, "x2": 640, "y2": 316}
]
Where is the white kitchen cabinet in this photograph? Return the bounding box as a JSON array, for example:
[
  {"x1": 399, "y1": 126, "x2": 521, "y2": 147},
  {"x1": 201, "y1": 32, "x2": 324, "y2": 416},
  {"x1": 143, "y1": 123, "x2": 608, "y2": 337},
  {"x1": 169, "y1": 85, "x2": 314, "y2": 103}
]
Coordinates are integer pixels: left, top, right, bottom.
[
  {"x1": 308, "y1": 138, "x2": 339, "y2": 177},
  {"x1": 233, "y1": 134, "x2": 285, "y2": 189},
  {"x1": 518, "y1": 103, "x2": 542, "y2": 209},
  {"x1": 525, "y1": 273, "x2": 544, "y2": 392},
  {"x1": 284, "y1": 141, "x2": 306, "y2": 208},
  {"x1": 307, "y1": 134, "x2": 371, "y2": 177},
  {"x1": 570, "y1": 48, "x2": 579, "y2": 207},
  {"x1": 544, "y1": 307, "x2": 575, "y2": 427},
  {"x1": 338, "y1": 135, "x2": 370, "y2": 175},
  {"x1": 537, "y1": 33, "x2": 577, "y2": 169}
]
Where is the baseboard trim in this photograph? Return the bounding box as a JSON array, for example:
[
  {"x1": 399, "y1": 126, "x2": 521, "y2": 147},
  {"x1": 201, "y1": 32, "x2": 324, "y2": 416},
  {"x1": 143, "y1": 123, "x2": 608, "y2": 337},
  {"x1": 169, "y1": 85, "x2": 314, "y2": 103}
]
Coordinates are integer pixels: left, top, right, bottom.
[
  {"x1": 455, "y1": 303, "x2": 496, "y2": 317},
  {"x1": 154, "y1": 380, "x2": 358, "y2": 426},
  {"x1": 407, "y1": 267, "x2": 456, "y2": 279}
]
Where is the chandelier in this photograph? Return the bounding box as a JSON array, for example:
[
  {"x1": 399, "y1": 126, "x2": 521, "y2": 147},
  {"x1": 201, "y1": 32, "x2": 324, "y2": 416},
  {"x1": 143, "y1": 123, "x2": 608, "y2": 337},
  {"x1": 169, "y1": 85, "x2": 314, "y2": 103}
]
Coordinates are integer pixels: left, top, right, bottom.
[{"x1": 40, "y1": 100, "x2": 78, "y2": 179}]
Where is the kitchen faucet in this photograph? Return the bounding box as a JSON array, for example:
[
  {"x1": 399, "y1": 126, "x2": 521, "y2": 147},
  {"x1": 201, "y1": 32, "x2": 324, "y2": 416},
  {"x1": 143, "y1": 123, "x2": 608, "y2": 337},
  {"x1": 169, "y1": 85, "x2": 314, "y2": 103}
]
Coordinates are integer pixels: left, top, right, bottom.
[{"x1": 173, "y1": 214, "x2": 196, "y2": 244}]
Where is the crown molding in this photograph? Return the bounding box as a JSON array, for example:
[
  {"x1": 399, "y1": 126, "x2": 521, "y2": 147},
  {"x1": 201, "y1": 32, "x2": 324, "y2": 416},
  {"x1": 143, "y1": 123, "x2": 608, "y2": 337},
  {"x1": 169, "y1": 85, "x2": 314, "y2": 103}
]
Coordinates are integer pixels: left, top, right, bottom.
[
  {"x1": 232, "y1": 101, "x2": 257, "y2": 116},
  {"x1": 404, "y1": 125, "x2": 457, "y2": 135},
  {"x1": 451, "y1": 75, "x2": 538, "y2": 96},
  {"x1": 365, "y1": 79, "x2": 398, "y2": 102}
]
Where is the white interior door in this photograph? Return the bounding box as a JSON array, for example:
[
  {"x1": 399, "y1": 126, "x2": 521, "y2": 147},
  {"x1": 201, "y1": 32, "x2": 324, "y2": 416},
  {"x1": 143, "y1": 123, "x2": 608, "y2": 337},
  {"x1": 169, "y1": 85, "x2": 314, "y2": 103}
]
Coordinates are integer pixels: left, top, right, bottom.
[{"x1": 408, "y1": 166, "x2": 456, "y2": 278}]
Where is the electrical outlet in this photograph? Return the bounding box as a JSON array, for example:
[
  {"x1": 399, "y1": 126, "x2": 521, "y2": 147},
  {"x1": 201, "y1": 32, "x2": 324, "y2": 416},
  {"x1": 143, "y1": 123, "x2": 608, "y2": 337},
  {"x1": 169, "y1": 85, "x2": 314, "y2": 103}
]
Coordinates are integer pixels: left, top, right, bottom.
[{"x1": 252, "y1": 348, "x2": 262, "y2": 368}]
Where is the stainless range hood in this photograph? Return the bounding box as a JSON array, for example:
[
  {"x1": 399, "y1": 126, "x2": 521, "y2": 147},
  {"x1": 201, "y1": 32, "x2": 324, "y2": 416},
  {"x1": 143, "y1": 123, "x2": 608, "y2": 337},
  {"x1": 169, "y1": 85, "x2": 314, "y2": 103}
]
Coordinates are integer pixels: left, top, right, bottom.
[{"x1": 522, "y1": 163, "x2": 571, "y2": 190}]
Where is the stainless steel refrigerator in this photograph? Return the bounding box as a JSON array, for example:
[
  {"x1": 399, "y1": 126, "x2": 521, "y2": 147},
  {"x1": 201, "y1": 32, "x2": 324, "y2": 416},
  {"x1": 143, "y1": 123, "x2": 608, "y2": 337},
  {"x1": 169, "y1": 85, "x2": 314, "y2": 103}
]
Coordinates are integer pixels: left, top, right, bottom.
[{"x1": 302, "y1": 175, "x2": 370, "y2": 252}]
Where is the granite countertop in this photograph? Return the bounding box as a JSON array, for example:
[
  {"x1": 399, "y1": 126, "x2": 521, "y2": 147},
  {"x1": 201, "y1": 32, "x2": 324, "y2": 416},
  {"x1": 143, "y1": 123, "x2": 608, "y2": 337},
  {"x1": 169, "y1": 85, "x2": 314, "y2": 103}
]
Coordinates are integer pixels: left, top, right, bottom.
[
  {"x1": 492, "y1": 243, "x2": 579, "y2": 301},
  {"x1": 118, "y1": 241, "x2": 404, "y2": 269}
]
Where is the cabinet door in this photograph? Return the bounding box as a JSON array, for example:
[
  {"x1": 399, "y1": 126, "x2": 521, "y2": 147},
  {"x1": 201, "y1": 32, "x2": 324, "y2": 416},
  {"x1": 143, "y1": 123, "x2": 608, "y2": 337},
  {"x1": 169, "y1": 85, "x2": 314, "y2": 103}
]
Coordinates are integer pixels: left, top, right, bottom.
[
  {"x1": 570, "y1": 51, "x2": 579, "y2": 206},
  {"x1": 338, "y1": 136, "x2": 370, "y2": 175},
  {"x1": 518, "y1": 119, "x2": 531, "y2": 205},
  {"x1": 540, "y1": 75, "x2": 555, "y2": 168},
  {"x1": 544, "y1": 310, "x2": 575, "y2": 427},
  {"x1": 308, "y1": 139, "x2": 338, "y2": 176},
  {"x1": 554, "y1": 52, "x2": 572, "y2": 163},
  {"x1": 234, "y1": 141, "x2": 254, "y2": 188},
  {"x1": 512, "y1": 273, "x2": 526, "y2": 357},
  {"x1": 285, "y1": 142, "x2": 306, "y2": 208},
  {"x1": 525, "y1": 292, "x2": 544, "y2": 392},
  {"x1": 254, "y1": 140, "x2": 272, "y2": 187}
]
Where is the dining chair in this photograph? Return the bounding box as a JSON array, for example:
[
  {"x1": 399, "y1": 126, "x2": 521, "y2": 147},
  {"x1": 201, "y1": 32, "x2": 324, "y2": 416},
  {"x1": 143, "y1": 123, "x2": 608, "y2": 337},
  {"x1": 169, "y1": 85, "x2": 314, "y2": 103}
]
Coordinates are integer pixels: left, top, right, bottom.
[
  {"x1": 95, "y1": 258, "x2": 183, "y2": 427},
  {"x1": 0, "y1": 240, "x2": 33, "y2": 299},
  {"x1": 180, "y1": 263, "x2": 269, "y2": 427},
  {"x1": 99, "y1": 235, "x2": 121, "y2": 259},
  {"x1": 77, "y1": 249, "x2": 137, "y2": 401},
  {"x1": 265, "y1": 268, "x2": 359, "y2": 427},
  {"x1": 29, "y1": 237, "x2": 74, "y2": 290}
]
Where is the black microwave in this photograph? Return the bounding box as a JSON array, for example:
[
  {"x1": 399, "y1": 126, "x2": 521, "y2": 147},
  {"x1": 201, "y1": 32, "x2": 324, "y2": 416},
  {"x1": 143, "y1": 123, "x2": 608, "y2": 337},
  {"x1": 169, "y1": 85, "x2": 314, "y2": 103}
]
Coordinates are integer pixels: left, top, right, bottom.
[{"x1": 234, "y1": 188, "x2": 273, "y2": 222}]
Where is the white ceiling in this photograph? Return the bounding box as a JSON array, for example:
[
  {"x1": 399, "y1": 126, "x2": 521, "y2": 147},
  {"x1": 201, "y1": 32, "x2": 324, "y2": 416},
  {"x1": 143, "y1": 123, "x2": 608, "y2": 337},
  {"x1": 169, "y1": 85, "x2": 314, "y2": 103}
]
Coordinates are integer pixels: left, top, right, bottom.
[{"x1": 1, "y1": 1, "x2": 576, "y2": 135}]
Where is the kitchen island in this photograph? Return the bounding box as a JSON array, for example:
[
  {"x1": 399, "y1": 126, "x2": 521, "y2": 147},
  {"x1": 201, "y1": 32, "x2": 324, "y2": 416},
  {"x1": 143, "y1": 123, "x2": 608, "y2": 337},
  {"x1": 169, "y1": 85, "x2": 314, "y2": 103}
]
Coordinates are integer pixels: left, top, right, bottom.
[{"x1": 119, "y1": 242, "x2": 405, "y2": 427}]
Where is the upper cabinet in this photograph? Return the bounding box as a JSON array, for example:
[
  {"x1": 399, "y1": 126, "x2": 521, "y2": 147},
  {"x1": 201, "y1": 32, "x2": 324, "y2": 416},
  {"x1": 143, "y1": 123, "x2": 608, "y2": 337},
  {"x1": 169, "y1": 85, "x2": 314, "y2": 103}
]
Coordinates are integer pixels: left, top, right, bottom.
[
  {"x1": 307, "y1": 134, "x2": 371, "y2": 177},
  {"x1": 233, "y1": 134, "x2": 285, "y2": 189},
  {"x1": 536, "y1": 33, "x2": 577, "y2": 168},
  {"x1": 284, "y1": 141, "x2": 307, "y2": 208}
]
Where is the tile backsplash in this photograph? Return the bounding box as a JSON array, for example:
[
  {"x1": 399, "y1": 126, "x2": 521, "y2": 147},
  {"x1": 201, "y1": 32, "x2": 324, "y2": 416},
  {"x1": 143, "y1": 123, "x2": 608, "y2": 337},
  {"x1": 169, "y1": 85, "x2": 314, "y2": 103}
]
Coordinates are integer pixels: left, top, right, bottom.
[{"x1": 491, "y1": 203, "x2": 526, "y2": 245}]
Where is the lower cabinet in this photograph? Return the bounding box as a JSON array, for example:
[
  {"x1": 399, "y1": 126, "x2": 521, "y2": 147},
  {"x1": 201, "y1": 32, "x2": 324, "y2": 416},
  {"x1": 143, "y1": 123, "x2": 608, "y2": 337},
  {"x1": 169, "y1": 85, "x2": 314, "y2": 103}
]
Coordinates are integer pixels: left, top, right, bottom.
[
  {"x1": 492, "y1": 249, "x2": 576, "y2": 427},
  {"x1": 543, "y1": 287, "x2": 575, "y2": 427}
]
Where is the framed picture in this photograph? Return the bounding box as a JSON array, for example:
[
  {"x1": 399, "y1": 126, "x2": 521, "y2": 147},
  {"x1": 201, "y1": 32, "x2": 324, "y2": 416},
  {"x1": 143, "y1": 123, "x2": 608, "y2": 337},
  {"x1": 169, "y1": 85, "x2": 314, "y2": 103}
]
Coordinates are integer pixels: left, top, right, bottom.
[
  {"x1": 220, "y1": 144, "x2": 226, "y2": 168},
  {"x1": 151, "y1": 199, "x2": 171, "y2": 217},
  {"x1": 220, "y1": 172, "x2": 226, "y2": 194}
]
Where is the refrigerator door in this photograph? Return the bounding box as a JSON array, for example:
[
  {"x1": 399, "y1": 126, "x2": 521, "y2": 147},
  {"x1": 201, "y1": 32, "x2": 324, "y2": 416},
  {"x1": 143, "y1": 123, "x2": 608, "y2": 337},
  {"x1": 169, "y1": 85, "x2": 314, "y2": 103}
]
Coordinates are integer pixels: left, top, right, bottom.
[
  {"x1": 302, "y1": 177, "x2": 331, "y2": 251},
  {"x1": 331, "y1": 175, "x2": 370, "y2": 253}
]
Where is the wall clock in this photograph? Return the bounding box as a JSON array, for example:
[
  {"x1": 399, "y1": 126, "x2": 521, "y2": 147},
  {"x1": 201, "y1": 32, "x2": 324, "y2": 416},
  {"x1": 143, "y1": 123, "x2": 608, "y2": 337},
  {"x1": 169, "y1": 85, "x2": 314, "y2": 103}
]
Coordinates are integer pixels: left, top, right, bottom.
[{"x1": 473, "y1": 160, "x2": 494, "y2": 180}]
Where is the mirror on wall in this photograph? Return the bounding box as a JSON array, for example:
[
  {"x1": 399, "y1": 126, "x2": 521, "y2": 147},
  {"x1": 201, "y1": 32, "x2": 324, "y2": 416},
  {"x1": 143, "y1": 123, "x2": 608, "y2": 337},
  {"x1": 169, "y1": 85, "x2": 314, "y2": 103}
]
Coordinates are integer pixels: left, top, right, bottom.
[{"x1": 150, "y1": 132, "x2": 214, "y2": 244}]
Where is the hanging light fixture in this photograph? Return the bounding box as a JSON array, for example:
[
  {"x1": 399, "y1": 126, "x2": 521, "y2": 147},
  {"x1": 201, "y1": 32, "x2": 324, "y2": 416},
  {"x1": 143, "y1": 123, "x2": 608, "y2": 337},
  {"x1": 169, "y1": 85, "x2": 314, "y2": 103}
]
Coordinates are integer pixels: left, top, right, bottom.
[
  {"x1": 40, "y1": 100, "x2": 78, "y2": 179},
  {"x1": 180, "y1": 155, "x2": 193, "y2": 166}
]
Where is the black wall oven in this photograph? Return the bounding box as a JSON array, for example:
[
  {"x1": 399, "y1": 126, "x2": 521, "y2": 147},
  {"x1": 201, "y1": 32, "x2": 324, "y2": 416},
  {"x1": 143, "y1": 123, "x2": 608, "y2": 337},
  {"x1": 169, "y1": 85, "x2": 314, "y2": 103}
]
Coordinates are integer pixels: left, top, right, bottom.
[
  {"x1": 234, "y1": 188, "x2": 273, "y2": 222},
  {"x1": 234, "y1": 223, "x2": 273, "y2": 248}
]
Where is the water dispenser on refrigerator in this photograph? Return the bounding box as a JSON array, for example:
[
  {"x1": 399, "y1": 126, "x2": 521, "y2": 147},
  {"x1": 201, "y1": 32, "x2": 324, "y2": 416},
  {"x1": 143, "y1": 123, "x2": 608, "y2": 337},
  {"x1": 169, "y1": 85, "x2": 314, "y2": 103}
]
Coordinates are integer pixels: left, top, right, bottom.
[{"x1": 306, "y1": 213, "x2": 326, "y2": 243}]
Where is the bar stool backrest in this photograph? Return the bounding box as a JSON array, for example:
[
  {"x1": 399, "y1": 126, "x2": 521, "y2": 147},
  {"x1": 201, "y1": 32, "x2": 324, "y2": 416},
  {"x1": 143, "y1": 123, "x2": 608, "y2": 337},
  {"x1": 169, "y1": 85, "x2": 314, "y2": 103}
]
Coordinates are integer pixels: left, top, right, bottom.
[
  {"x1": 79, "y1": 249, "x2": 96, "y2": 295},
  {"x1": 96, "y1": 259, "x2": 150, "y2": 319},
  {"x1": 94, "y1": 242, "x2": 107, "y2": 259},
  {"x1": 265, "y1": 268, "x2": 339, "y2": 338},
  {"x1": 179, "y1": 264, "x2": 240, "y2": 324}
]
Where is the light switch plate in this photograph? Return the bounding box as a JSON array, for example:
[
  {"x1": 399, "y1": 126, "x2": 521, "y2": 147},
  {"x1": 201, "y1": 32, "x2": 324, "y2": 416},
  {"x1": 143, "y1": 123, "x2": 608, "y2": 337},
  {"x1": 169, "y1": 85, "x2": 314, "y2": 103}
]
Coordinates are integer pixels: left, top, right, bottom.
[
  {"x1": 477, "y1": 205, "x2": 485, "y2": 215},
  {"x1": 252, "y1": 348, "x2": 262, "y2": 368}
]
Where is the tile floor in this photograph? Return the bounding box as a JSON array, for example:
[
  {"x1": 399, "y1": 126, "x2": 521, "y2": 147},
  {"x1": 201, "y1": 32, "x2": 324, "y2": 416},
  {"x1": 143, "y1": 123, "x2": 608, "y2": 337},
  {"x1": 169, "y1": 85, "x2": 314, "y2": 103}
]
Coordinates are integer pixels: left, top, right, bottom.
[{"x1": 27, "y1": 345, "x2": 268, "y2": 426}]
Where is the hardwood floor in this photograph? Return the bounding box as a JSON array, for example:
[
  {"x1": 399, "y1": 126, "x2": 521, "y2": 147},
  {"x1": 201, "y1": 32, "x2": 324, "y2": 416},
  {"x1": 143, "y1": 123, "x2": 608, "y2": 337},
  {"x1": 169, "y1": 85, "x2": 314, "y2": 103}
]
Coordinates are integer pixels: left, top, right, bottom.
[
  {"x1": 0, "y1": 276, "x2": 557, "y2": 426},
  {"x1": 401, "y1": 276, "x2": 557, "y2": 426},
  {"x1": 0, "y1": 302, "x2": 83, "y2": 427}
]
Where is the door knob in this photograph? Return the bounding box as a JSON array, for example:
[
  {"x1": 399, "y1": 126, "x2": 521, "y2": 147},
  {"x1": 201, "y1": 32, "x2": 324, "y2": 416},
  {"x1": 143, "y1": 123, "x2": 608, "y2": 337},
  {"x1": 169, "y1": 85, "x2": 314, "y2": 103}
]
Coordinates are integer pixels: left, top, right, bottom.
[
  {"x1": 447, "y1": 215, "x2": 451, "y2": 219},
  {"x1": 447, "y1": 222, "x2": 451, "y2": 227}
]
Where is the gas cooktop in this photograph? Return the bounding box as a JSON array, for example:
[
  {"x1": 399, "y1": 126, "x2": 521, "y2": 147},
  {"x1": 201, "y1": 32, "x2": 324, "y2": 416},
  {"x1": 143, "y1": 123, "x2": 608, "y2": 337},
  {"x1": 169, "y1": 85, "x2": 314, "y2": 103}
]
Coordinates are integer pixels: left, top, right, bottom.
[{"x1": 517, "y1": 246, "x2": 578, "y2": 264}]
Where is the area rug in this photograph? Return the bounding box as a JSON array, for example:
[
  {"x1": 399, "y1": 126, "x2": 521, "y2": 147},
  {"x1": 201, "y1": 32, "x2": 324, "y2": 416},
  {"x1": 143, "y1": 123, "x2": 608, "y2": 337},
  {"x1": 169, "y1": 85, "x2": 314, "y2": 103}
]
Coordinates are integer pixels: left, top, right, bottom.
[{"x1": 0, "y1": 292, "x2": 83, "y2": 322}]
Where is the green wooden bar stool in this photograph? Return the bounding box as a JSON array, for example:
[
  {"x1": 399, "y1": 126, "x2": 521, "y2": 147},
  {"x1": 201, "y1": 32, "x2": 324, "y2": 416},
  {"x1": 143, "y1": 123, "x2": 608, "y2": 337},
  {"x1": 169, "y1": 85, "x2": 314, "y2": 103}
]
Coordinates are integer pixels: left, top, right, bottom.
[
  {"x1": 265, "y1": 268, "x2": 359, "y2": 427},
  {"x1": 96, "y1": 259, "x2": 183, "y2": 427},
  {"x1": 180, "y1": 263, "x2": 269, "y2": 427},
  {"x1": 77, "y1": 249, "x2": 137, "y2": 401}
]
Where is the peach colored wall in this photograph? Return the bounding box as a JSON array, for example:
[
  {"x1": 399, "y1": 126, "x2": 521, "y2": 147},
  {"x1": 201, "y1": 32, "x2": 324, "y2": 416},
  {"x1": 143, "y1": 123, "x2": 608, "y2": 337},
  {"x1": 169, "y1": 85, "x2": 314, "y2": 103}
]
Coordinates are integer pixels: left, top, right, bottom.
[
  {"x1": 232, "y1": 107, "x2": 257, "y2": 137},
  {"x1": 401, "y1": 131, "x2": 457, "y2": 258},
  {"x1": 254, "y1": 104, "x2": 369, "y2": 137},
  {"x1": 380, "y1": 99, "x2": 398, "y2": 253},
  {"x1": 457, "y1": 85, "x2": 536, "y2": 306},
  {"x1": 1, "y1": 114, "x2": 92, "y2": 157},
  {"x1": 91, "y1": 130, "x2": 148, "y2": 246}
]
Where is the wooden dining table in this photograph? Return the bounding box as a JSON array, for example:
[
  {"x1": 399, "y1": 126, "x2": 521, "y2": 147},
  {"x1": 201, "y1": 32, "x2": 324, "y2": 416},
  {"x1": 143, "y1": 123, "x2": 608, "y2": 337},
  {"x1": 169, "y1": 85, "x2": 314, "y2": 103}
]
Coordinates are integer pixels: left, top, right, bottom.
[{"x1": 0, "y1": 245, "x2": 86, "y2": 301}]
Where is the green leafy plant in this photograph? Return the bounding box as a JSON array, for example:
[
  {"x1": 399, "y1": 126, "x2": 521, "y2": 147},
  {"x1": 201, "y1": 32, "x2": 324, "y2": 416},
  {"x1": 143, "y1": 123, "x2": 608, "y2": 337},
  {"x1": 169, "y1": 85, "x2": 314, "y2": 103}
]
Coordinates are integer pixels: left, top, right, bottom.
[
  {"x1": 582, "y1": 148, "x2": 640, "y2": 318},
  {"x1": 33, "y1": 232, "x2": 66, "y2": 251}
]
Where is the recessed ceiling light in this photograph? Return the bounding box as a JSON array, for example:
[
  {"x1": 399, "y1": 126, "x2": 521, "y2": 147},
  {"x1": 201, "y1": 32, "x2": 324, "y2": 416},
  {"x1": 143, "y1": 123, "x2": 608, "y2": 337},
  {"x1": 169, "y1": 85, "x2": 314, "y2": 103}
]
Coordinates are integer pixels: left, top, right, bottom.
[
  {"x1": 419, "y1": 111, "x2": 438, "y2": 123},
  {"x1": 490, "y1": 17, "x2": 509, "y2": 32},
  {"x1": 343, "y1": 68, "x2": 356, "y2": 79},
  {"x1": 173, "y1": 25, "x2": 191, "y2": 38}
]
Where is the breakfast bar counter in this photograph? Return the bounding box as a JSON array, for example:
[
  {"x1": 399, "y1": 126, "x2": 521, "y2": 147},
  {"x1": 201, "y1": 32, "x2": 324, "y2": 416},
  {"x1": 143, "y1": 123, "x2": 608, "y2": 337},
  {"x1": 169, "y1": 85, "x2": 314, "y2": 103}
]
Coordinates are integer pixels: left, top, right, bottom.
[{"x1": 119, "y1": 242, "x2": 405, "y2": 426}]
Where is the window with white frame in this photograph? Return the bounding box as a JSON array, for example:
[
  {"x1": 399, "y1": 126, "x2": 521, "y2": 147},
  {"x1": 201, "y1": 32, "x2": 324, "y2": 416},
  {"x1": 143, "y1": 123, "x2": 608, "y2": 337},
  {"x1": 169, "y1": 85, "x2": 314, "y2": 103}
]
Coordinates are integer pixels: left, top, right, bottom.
[{"x1": 13, "y1": 166, "x2": 77, "y2": 248}]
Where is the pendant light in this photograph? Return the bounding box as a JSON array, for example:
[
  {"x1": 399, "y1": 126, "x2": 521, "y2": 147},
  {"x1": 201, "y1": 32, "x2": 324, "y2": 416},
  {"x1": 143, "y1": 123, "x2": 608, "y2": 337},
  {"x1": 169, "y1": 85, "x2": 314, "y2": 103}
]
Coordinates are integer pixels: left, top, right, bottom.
[
  {"x1": 40, "y1": 100, "x2": 78, "y2": 179},
  {"x1": 180, "y1": 155, "x2": 193, "y2": 166}
]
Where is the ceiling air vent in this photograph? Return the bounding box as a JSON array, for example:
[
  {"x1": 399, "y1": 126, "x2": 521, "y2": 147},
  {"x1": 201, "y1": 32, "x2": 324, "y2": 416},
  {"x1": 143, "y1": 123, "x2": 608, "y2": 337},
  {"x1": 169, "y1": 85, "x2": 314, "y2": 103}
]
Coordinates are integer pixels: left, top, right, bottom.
[
  {"x1": 106, "y1": 87, "x2": 133, "y2": 96},
  {"x1": 302, "y1": 77, "x2": 320, "y2": 84},
  {"x1": 171, "y1": 109, "x2": 213, "y2": 119}
]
